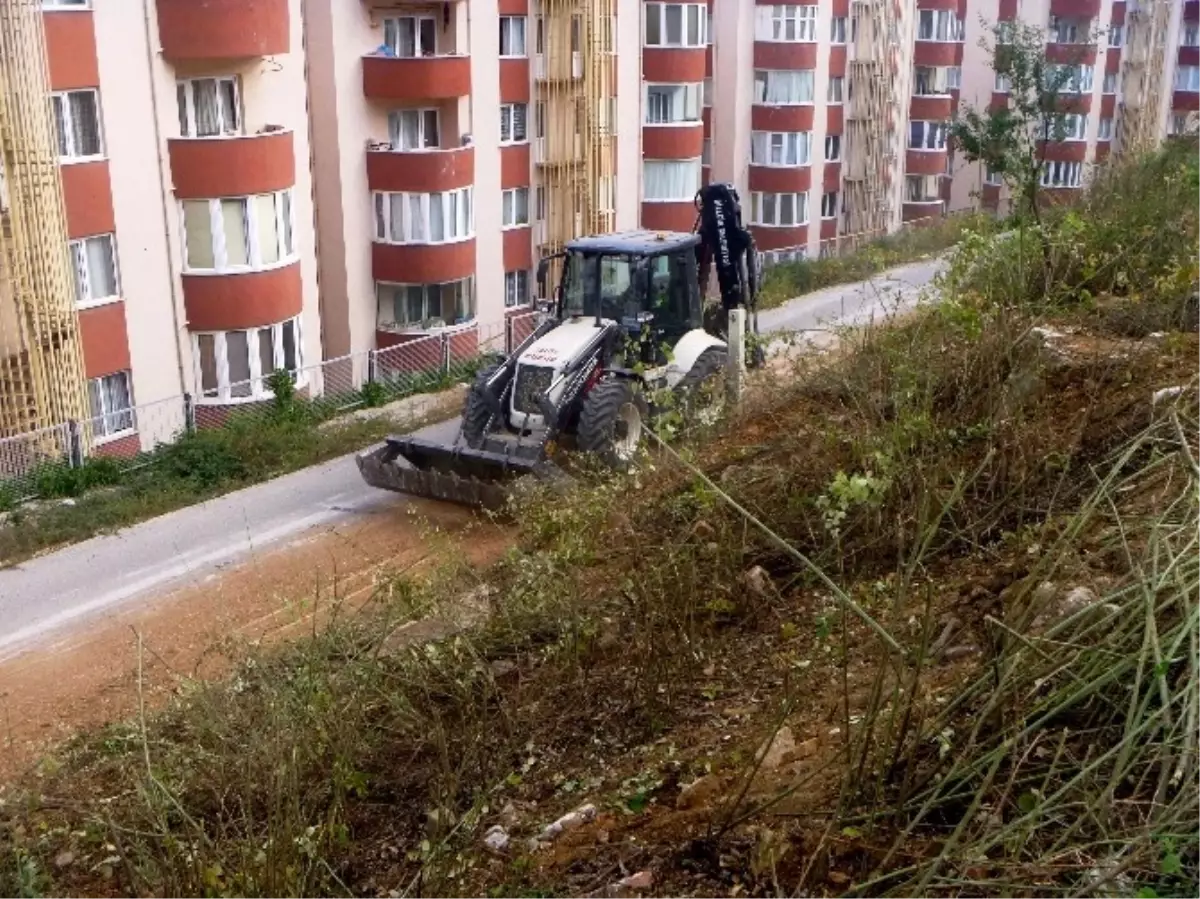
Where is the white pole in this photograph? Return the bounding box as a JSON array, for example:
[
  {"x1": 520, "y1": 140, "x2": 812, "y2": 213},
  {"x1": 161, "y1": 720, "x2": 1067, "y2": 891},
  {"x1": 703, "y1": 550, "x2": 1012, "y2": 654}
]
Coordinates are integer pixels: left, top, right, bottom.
[{"x1": 727, "y1": 307, "x2": 745, "y2": 406}]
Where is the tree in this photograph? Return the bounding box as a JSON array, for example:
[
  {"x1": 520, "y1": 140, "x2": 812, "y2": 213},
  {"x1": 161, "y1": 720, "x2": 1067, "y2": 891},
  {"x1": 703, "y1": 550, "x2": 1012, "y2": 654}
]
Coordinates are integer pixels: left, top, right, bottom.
[{"x1": 951, "y1": 20, "x2": 1095, "y2": 233}]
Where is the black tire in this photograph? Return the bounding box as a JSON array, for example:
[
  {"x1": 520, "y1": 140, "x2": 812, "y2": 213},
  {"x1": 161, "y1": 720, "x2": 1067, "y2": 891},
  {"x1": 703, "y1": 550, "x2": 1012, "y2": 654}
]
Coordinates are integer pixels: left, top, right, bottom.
[
  {"x1": 673, "y1": 347, "x2": 727, "y2": 422},
  {"x1": 461, "y1": 364, "x2": 501, "y2": 449},
  {"x1": 576, "y1": 377, "x2": 647, "y2": 468}
]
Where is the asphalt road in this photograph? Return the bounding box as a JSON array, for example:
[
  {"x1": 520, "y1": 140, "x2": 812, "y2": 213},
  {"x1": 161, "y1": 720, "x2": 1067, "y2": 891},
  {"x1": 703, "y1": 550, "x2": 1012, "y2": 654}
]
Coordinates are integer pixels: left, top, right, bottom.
[{"x1": 0, "y1": 258, "x2": 944, "y2": 659}]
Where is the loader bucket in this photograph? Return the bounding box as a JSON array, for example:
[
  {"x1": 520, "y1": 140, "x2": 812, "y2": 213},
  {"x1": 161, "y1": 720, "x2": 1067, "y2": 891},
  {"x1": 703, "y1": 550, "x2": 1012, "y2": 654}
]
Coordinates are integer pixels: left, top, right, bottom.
[{"x1": 356, "y1": 436, "x2": 554, "y2": 511}]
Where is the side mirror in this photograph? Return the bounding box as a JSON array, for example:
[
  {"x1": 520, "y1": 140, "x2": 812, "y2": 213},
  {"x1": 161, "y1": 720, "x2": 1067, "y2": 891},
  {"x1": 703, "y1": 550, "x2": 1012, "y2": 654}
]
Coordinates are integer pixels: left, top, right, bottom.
[
  {"x1": 536, "y1": 298, "x2": 554, "y2": 315},
  {"x1": 536, "y1": 257, "x2": 549, "y2": 298}
]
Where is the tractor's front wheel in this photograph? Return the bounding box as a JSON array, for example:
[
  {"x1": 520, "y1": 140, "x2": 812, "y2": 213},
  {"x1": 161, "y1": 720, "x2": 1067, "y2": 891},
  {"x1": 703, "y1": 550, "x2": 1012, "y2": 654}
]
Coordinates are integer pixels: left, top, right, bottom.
[
  {"x1": 577, "y1": 377, "x2": 647, "y2": 468},
  {"x1": 673, "y1": 347, "x2": 727, "y2": 427},
  {"x1": 461, "y1": 364, "x2": 501, "y2": 448}
]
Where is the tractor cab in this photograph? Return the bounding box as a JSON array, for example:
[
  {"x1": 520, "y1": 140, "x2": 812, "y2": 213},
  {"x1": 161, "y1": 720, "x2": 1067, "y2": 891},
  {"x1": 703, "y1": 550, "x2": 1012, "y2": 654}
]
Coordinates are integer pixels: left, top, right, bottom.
[{"x1": 537, "y1": 231, "x2": 705, "y2": 344}]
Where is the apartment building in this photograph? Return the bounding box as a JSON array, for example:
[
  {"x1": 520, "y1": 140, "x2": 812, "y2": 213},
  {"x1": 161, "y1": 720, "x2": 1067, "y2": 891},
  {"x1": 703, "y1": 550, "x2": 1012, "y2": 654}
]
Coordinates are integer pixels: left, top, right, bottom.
[{"x1": 1, "y1": 0, "x2": 1187, "y2": 450}]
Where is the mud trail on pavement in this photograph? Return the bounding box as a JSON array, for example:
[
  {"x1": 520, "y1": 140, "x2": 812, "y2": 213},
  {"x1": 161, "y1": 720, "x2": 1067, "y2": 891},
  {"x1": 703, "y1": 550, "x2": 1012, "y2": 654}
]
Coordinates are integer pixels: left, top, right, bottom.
[{"x1": 0, "y1": 499, "x2": 511, "y2": 781}]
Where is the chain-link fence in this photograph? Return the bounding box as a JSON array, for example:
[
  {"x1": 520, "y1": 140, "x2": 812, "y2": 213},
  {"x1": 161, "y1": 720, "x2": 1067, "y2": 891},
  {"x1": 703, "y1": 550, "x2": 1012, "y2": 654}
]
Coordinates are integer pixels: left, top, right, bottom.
[{"x1": 0, "y1": 313, "x2": 547, "y2": 509}]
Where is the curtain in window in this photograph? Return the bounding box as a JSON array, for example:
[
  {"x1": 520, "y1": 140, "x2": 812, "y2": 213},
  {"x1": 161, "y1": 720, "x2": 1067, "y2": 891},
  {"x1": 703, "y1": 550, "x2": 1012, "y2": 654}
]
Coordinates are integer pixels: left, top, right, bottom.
[
  {"x1": 430, "y1": 193, "x2": 446, "y2": 241},
  {"x1": 69, "y1": 243, "x2": 87, "y2": 305},
  {"x1": 226, "y1": 331, "x2": 252, "y2": 397},
  {"x1": 255, "y1": 195, "x2": 280, "y2": 265},
  {"x1": 643, "y1": 159, "x2": 700, "y2": 201},
  {"x1": 86, "y1": 236, "x2": 117, "y2": 298},
  {"x1": 219, "y1": 79, "x2": 239, "y2": 133},
  {"x1": 281, "y1": 320, "x2": 298, "y2": 370},
  {"x1": 68, "y1": 91, "x2": 101, "y2": 156},
  {"x1": 392, "y1": 110, "x2": 421, "y2": 149},
  {"x1": 281, "y1": 191, "x2": 294, "y2": 255},
  {"x1": 258, "y1": 327, "x2": 276, "y2": 380},
  {"x1": 192, "y1": 80, "x2": 219, "y2": 137},
  {"x1": 198, "y1": 335, "x2": 218, "y2": 396},
  {"x1": 221, "y1": 199, "x2": 249, "y2": 266},
  {"x1": 184, "y1": 201, "x2": 215, "y2": 269},
  {"x1": 758, "y1": 71, "x2": 813, "y2": 104},
  {"x1": 88, "y1": 374, "x2": 133, "y2": 436}
]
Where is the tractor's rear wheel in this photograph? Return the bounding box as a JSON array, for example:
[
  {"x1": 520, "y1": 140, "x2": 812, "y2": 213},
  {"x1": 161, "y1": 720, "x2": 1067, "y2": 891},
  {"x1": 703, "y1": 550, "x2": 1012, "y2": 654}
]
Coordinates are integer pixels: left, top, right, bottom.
[
  {"x1": 461, "y1": 364, "x2": 501, "y2": 449},
  {"x1": 674, "y1": 347, "x2": 727, "y2": 427},
  {"x1": 577, "y1": 377, "x2": 647, "y2": 468}
]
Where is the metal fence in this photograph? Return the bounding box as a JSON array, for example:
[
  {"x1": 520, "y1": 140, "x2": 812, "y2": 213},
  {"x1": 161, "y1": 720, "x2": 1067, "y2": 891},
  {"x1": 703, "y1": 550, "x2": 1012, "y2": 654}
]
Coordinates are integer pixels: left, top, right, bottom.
[{"x1": 0, "y1": 311, "x2": 542, "y2": 507}]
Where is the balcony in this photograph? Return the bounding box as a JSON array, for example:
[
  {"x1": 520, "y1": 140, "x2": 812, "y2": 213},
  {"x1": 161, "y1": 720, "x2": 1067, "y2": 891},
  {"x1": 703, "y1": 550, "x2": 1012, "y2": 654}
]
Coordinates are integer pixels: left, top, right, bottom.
[
  {"x1": 1049, "y1": 0, "x2": 1100, "y2": 17},
  {"x1": 362, "y1": 53, "x2": 471, "y2": 101},
  {"x1": 156, "y1": 0, "x2": 289, "y2": 60},
  {"x1": 366, "y1": 143, "x2": 474, "y2": 193},
  {"x1": 168, "y1": 128, "x2": 295, "y2": 199}
]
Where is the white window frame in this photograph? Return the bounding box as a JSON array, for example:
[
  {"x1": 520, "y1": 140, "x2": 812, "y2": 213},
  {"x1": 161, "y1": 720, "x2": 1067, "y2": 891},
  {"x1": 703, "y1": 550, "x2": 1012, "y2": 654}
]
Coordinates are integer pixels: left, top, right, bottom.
[
  {"x1": 820, "y1": 190, "x2": 839, "y2": 219},
  {"x1": 1102, "y1": 71, "x2": 1118, "y2": 94},
  {"x1": 827, "y1": 76, "x2": 845, "y2": 103},
  {"x1": 830, "y1": 16, "x2": 847, "y2": 44},
  {"x1": 755, "y1": 5, "x2": 817, "y2": 42},
  {"x1": 643, "y1": 3, "x2": 707, "y2": 48},
  {"x1": 750, "y1": 130, "x2": 812, "y2": 166},
  {"x1": 750, "y1": 191, "x2": 809, "y2": 227},
  {"x1": 372, "y1": 187, "x2": 474, "y2": 245},
  {"x1": 753, "y1": 69, "x2": 815, "y2": 105},
  {"x1": 192, "y1": 317, "x2": 305, "y2": 404},
  {"x1": 182, "y1": 190, "x2": 296, "y2": 273},
  {"x1": 985, "y1": 166, "x2": 1003, "y2": 186},
  {"x1": 389, "y1": 108, "x2": 440, "y2": 150},
  {"x1": 500, "y1": 16, "x2": 527, "y2": 57},
  {"x1": 1053, "y1": 113, "x2": 1089, "y2": 141},
  {"x1": 701, "y1": 137, "x2": 712, "y2": 165},
  {"x1": 1051, "y1": 63, "x2": 1095, "y2": 94},
  {"x1": 1182, "y1": 24, "x2": 1200, "y2": 48},
  {"x1": 908, "y1": 119, "x2": 948, "y2": 151},
  {"x1": 502, "y1": 187, "x2": 530, "y2": 228},
  {"x1": 504, "y1": 270, "x2": 531, "y2": 308},
  {"x1": 905, "y1": 174, "x2": 941, "y2": 203},
  {"x1": 500, "y1": 102, "x2": 528, "y2": 144},
  {"x1": 69, "y1": 233, "x2": 120, "y2": 309},
  {"x1": 1097, "y1": 117, "x2": 1113, "y2": 140},
  {"x1": 917, "y1": 9, "x2": 964, "y2": 42},
  {"x1": 87, "y1": 371, "x2": 135, "y2": 441},
  {"x1": 644, "y1": 82, "x2": 703, "y2": 124},
  {"x1": 1048, "y1": 16, "x2": 1082, "y2": 44},
  {"x1": 824, "y1": 133, "x2": 842, "y2": 161},
  {"x1": 1174, "y1": 65, "x2": 1200, "y2": 92},
  {"x1": 51, "y1": 88, "x2": 104, "y2": 161},
  {"x1": 762, "y1": 247, "x2": 807, "y2": 265},
  {"x1": 1040, "y1": 160, "x2": 1083, "y2": 188},
  {"x1": 176, "y1": 76, "x2": 242, "y2": 138},
  {"x1": 383, "y1": 16, "x2": 439, "y2": 58},
  {"x1": 1108, "y1": 24, "x2": 1124, "y2": 47},
  {"x1": 642, "y1": 158, "x2": 702, "y2": 202},
  {"x1": 42, "y1": 0, "x2": 90, "y2": 7},
  {"x1": 994, "y1": 71, "x2": 1012, "y2": 93},
  {"x1": 376, "y1": 278, "x2": 476, "y2": 329}
]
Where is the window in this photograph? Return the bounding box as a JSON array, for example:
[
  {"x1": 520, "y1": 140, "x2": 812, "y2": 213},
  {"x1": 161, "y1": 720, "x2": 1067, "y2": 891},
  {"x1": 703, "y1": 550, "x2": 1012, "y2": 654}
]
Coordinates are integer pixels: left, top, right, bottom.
[
  {"x1": 750, "y1": 130, "x2": 812, "y2": 165},
  {"x1": 42, "y1": 0, "x2": 90, "y2": 7},
  {"x1": 1040, "y1": 160, "x2": 1083, "y2": 188},
  {"x1": 1102, "y1": 72, "x2": 1118, "y2": 94},
  {"x1": 830, "y1": 16, "x2": 847, "y2": 43},
  {"x1": 1097, "y1": 117, "x2": 1113, "y2": 140},
  {"x1": 762, "y1": 247, "x2": 807, "y2": 265},
  {"x1": 644, "y1": 3, "x2": 706, "y2": 48},
  {"x1": 820, "y1": 191, "x2": 838, "y2": 218},
  {"x1": 176, "y1": 77, "x2": 241, "y2": 138},
  {"x1": 1183, "y1": 24, "x2": 1200, "y2": 48},
  {"x1": 500, "y1": 103, "x2": 528, "y2": 143},
  {"x1": 918, "y1": 9, "x2": 963, "y2": 42},
  {"x1": 703, "y1": 77, "x2": 713, "y2": 107},
  {"x1": 985, "y1": 167, "x2": 1003, "y2": 186},
  {"x1": 824, "y1": 133, "x2": 842, "y2": 161},
  {"x1": 373, "y1": 187, "x2": 473, "y2": 244},
  {"x1": 505, "y1": 270, "x2": 530, "y2": 307},
  {"x1": 377, "y1": 279, "x2": 475, "y2": 329},
  {"x1": 905, "y1": 174, "x2": 941, "y2": 202},
  {"x1": 914, "y1": 66, "x2": 959, "y2": 96},
  {"x1": 1175, "y1": 66, "x2": 1200, "y2": 92},
  {"x1": 389, "y1": 108, "x2": 440, "y2": 150},
  {"x1": 1051, "y1": 63, "x2": 1094, "y2": 94},
  {"x1": 194, "y1": 318, "x2": 303, "y2": 401},
  {"x1": 827, "y1": 76, "x2": 845, "y2": 103},
  {"x1": 909, "y1": 120, "x2": 948, "y2": 150},
  {"x1": 182, "y1": 190, "x2": 295, "y2": 272},
  {"x1": 755, "y1": 5, "x2": 817, "y2": 42},
  {"x1": 753, "y1": 69, "x2": 815, "y2": 105},
  {"x1": 995, "y1": 71, "x2": 1012, "y2": 93},
  {"x1": 645, "y1": 83, "x2": 702, "y2": 123},
  {"x1": 69, "y1": 234, "x2": 119, "y2": 307},
  {"x1": 1108, "y1": 24, "x2": 1124, "y2": 47},
  {"x1": 750, "y1": 191, "x2": 809, "y2": 226},
  {"x1": 702, "y1": 138, "x2": 712, "y2": 165},
  {"x1": 1048, "y1": 16, "x2": 1081, "y2": 44},
  {"x1": 500, "y1": 16, "x2": 527, "y2": 56},
  {"x1": 502, "y1": 187, "x2": 530, "y2": 227},
  {"x1": 643, "y1": 158, "x2": 701, "y2": 201},
  {"x1": 88, "y1": 372, "x2": 134, "y2": 439},
  {"x1": 383, "y1": 16, "x2": 437, "y2": 57},
  {"x1": 1052, "y1": 113, "x2": 1088, "y2": 140},
  {"x1": 51, "y1": 89, "x2": 103, "y2": 160}
]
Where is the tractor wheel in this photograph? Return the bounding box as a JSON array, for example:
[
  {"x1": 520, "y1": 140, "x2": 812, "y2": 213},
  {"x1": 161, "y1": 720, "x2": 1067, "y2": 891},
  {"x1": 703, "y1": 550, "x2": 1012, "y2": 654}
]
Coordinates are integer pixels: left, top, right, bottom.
[
  {"x1": 461, "y1": 364, "x2": 501, "y2": 449},
  {"x1": 673, "y1": 347, "x2": 727, "y2": 427},
  {"x1": 577, "y1": 377, "x2": 648, "y2": 468}
]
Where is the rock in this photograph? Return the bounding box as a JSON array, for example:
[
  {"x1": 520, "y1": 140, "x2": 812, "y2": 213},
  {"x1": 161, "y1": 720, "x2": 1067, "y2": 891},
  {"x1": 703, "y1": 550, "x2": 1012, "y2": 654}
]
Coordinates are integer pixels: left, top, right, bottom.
[
  {"x1": 1152, "y1": 385, "x2": 1186, "y2": 405},
  {"x1": 498, "y1": 802, "x2": 520, "y2": 827},
  {"x1": 54, "y1": 851, "x2": 75, "y2": 869},
  {"x1": 1061, "y1": 586, "x2": 1098, "y2": 614},
  {"x1": 615, "y1": 870, "x2": 654, "y2": 891},
  {"x1": 537, "y1": 803, "x2": 596, "y2": 842},
  {"x1": 483, "y1": 824, "x2": 510, "y2": 853},
  {"x1": 490, "y1": 659, "x2": 517, "y2": 678},
  {"x1": 756, "y1": 726, "x2": 797, "y2": 771},
  {"x1": 676, "y1": 773, "x2": 722, "y2": 810},
  {"x1": 742, "y1": 565, "x2": 773, "y2": 598},
  {"x1": 942, "y1": 645, "x2": 980, "y2": 661}
]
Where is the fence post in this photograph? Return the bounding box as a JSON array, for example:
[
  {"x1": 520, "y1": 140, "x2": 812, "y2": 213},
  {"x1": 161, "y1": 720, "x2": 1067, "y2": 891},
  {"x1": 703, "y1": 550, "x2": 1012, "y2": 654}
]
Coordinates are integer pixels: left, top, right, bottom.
[
  {"x1": 726, "y1": 307, "x2": 745, "y2": 406},
  {"x1": 183, "y1": 392, "x2": 196, "y2": 435},
  {"x1": 505, "y1": 314, "x2": 514, "y2": 355},
  {"x1": 441, "y1": 333, "x2": 451, "y2": 377},
  {"x1": 367, "y1": 349, "x2": 378, "y2": 385},
  {"x1": 67, "y1": 419, "x2": 84, "y2": 468}
]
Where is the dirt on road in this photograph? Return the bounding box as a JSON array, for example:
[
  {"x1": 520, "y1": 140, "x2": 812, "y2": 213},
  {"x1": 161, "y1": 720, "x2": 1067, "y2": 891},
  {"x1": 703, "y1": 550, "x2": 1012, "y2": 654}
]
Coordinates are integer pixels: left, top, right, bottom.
[{"x1": 0, "y1": 499, "x2": 511, "y2": 782}]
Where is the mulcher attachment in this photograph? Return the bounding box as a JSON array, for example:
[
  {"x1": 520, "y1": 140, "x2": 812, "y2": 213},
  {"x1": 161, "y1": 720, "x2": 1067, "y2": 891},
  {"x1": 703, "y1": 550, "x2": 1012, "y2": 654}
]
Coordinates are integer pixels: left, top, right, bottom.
[{"x1": 356, "y1": 434, "x2": 563, "y2": 512}]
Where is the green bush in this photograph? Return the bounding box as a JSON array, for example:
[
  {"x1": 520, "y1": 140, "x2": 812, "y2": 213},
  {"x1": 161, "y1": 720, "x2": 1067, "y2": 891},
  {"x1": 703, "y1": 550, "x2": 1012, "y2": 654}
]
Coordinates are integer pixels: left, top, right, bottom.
[{"x1": 33, "y1": 457, "x2": 124, "y2": 499}]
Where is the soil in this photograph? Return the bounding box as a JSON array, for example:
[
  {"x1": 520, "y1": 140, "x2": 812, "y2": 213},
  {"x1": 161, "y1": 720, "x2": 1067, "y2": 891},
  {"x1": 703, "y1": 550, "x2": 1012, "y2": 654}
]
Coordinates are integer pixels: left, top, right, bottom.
[{"x1": 0, "y1": 498, "x2": 511, "y2": 782}]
